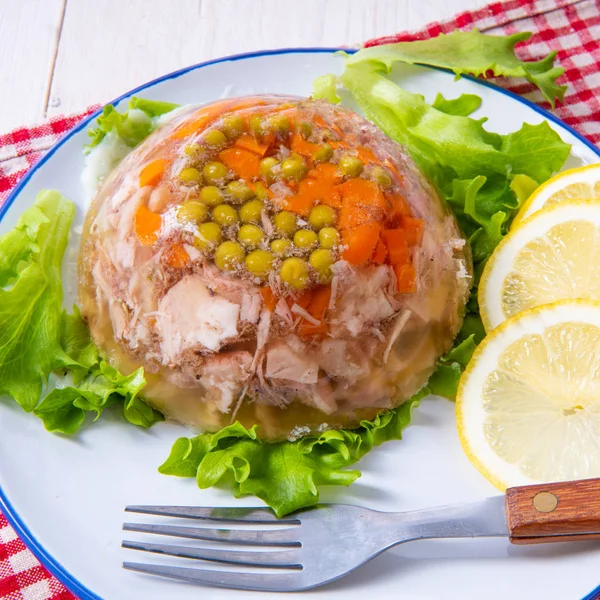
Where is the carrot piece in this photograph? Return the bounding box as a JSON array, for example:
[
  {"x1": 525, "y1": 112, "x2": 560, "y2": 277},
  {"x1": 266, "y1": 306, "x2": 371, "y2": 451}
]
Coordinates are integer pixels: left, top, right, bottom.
[
  {"x1": 134, "y1": 205, "x2": 162, "y2": 246},
  {"x1": 307, "y1": 285, "x2": 332, "y2": 320},
  {"x1": 235, "y1": 133, "x2": 270, "y2": 156},
  {"x1": 290, "y1": 134, "x2": 321, "y2": 158},
  {"x1": 394, "y1": 264, "x2": 417, "y2": 293},
  {"x1": 338, "y1": 178, "x2": 386, "y2": 210},
  {"x1": 219, "y1": 147, "x2": 260, "y2": 180},
  {"x1": 401, "y1": 216, "x2": 424, "y2": 246},
  {"x1": 166, "y1": 243, "x2": 190, "y2": 269},
  {"x1": 139, "y1": 159, "x2": 167, "y2": 188},
  {"x1": 338, "y1": 203, "x2": 376, "y2": 230},
  {"x1": 342, "y1": 223, "x2": 381, "y2": 265},
  {"x1": 294, "y1": 289, "x2": 313, "y2": 310},
  {"x1": 372, "y1": 237, "x2": 388, "y2": 264},
  {"x1": 382, "y1": 228, "x2": 410, "y2": 266},
  {"x1": 283, "y1": 191, "x2": 315, "y2": 217},
  {"x1": 387, "y1": 192, "x2": 411, "y2": 225},
  {"x1": 356, "y1": 146, "x2": 379, "y2": 164},
  {"x1": 307, "y1": 163, "x2": 340, "y2": 186},
  {"x1": 298, "y1": 321, "x2": 328, "y2": 337},
  {"x1": 172, "y1": 97, "x2": 270, "y2": 140},
  {"x1": 261, "y1": 286, "x2": 279, "y2": 312}
]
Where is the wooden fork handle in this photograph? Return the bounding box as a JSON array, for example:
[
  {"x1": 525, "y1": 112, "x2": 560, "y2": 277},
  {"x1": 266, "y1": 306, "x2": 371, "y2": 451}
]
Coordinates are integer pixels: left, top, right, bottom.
[{"x1": 506, "y1": 478, "x2": 600, "y2": 545}]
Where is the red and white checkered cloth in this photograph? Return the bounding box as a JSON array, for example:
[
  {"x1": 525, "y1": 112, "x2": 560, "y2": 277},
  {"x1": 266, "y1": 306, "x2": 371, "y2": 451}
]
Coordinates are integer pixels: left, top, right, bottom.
[{"x1": 1, "y1": 0, "x2": 599, "y2": 598}]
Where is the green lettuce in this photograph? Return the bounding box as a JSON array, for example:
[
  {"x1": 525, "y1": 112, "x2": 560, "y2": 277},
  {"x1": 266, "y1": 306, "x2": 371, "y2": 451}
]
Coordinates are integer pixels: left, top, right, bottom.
[
  {"x1": 0, "y1": 191, "x2": 163, "y2": 432},
  {"x1": 0, "y1": 190, "x2": 77, "y2": 411},
  {"x1": 348, "y1": 30, "x2": 567, "y2": 107},
  {"x1": 86, "y1": 96, "x2": 179, "y2": 152},
  {"x1": 313, "y1": 35, "x2": 571, "y2": 398},
  {"x1": 160, "y1": 391, "x2": 424, "y2": 517}
]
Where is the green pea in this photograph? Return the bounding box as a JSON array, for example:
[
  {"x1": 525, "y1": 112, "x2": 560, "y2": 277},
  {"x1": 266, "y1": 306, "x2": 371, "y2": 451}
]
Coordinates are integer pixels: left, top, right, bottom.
[
  {"x1": 222, "y1": 114, "x2": 245, "y2": 139},
  {"x1": 309, "y1": 249, "x2": 334, "y2": 283},
  {"x1": 253, "y1": 182, "x2": 270, "y2": 201},
  {"x1": 212, "y1": 204, "x2": 239, "y2": 226},
  {"x1": 312, "y1": 144, "x2": 333, "y2": 163},
  {"x1": 194, "y1": 222, "x2": 222, "y2": 250},
  {"x1": 260, "y1": 157, "x2": 279, "y2": 183},
  {"x1": 282, "y1": 156, "x2": 307, "y2": 181},
  {"x1": 239, "y1": 199, "x2": 264, "y2": 224},
  {"x1": 200, "y1": 185, "x2": 224, "y2": 207},
  {"x1": 179, "y1": 167, "x2": 203, "y2": 185},
  {"x1": 318, "y1": 227, "x2": 340, "y2": 249},
  {"x1": 184, "y1": 143, "x2": 203, "y2": 158},
  {"x1": 371, "y1": 165, "x2": 393, "y2": 189},
  {"x1": 226, "y1": 180, "x2": 255, "y2": 203},
  {"x1": 245, "y1": 250, "x2": 274, "y2": 278},
  {"x1": 339, "y1": 154, "x2": 363, "y2": 178},
  {"x1": 238, "y1": 224, "x2": 264, "y2": 248},
  {"x1": 214, "y1": 241, "x2": 245, "y2": 271},
  {"x1": 271, "y1": 115, "x2": 290, "y2": 135},
  {"x1": 204, "y1": 129, "x2": 227, "y2": 147},
  {"x1": 203, "y1": 161, "x2": 229, "y2": 185},
  {"x1": 273, "y1": 211, "x2": 297, "y2": 237},
  {"x1": 308, "y1": 205, "x2": 336, "y2": 230},
  {"x1": 280, "y1": 257, "x2": 309, "y2": 290},
  {"x1": 293, "y1": 229, "x2": 318, "y2": 250},
  {"x1": 271, "y1": 238, "x2": 292, "y2": 256},
  {"x1": 298, "y1": 122, "x2": 312, "y2": 138},
  {"x1": 248, "y1": 114, "x2": 265, "y2": 137},
  {"x1": 177, "y1": 201, "x2": 209, "y2": 224}
]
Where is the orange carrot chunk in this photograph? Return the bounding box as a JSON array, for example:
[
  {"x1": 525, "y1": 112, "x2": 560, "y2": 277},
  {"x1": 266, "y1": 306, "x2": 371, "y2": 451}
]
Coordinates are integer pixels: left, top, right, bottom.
[
  {"x1": 394, "y1": 264, "x2": 417, "y2": 293},
  {"x1": 401, "y1": 216, "x2": 424, "y2": 246},
  {"x1": 371, "y1": 237, "x2": 388, "y2": 264},
  {"x1": 338, "y1": 178, "x2": 386, "y2": 211},
  {"x1": 290, "y1": 134, "x2": 321, "y2": 157},
  {"x1": 166, "y1": 243, "x2": 190, "y2": 269},
  {"x1": 307, "y1": 162, "x2": 340, "y2": 186},
  {"x1": 134, "y1": 205, "x2": 162, "y2": 246},
  {"x1": 139, "y1": 159, "x2": 167, "y2": 188},
  {"x1": 386, "y1": 193, "x2": 411, "y2": 225},
  {"x1": 235, "y1": 134, "x2": 270, "y2": 156},
  {"x1": 283, "y1": 190, "x2": 315, "y2": 217},
  {"x1": 342, "y1": 223, "x2": 381, "y2": 265},
  {"x1": 261, "y1": 286, "x2": 278, "y2": 312},
  {"x1": 382, "y1": 228, "x2": 410, "y2": 265},
  {"x1": 356, "y1": 146, "x2": 379, "y2": 164},
  {"x1": 308, "y1": 285, "x2": 332, "y2": 320},
  {"x1": 338, "y1": 203, "x2": 376, "y2": 230},
  {"x1": 219, "y1": 147, "x2": 260, "y2": 180},
  {"x1": 298, "y1": 321, "x2": 328, "y2": 337}
]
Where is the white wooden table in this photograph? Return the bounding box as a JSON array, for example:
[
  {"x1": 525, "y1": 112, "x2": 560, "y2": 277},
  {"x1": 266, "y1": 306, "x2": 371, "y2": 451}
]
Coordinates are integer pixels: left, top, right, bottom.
[{"x1": 0, "y1": 0, "x2": 484, "y2": 133}]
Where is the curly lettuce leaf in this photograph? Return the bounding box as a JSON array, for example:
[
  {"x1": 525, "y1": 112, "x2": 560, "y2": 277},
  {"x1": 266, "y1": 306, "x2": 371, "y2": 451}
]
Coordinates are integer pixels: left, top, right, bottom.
[
  {"x1": 348, "y1": 30, "x2": 567, "y2": 107},
  {"x1": 86, "y1": 96, "x2": 179, "y2": 152},
  {"x1": 160, "y1": 392, "x2": 423, "y2": 517},
  {"x1": 432, "y1": 92, "x2": 482, "y2": 117},
  {"x1": 315, "y1": 33, "x2": 571, "y2": 398},
  {"x1": 0, "y1": 192, "x2": 163, "y2": 432},
  {"x1": 0, "y1": 191, "x2": 77, "y2": 410}
]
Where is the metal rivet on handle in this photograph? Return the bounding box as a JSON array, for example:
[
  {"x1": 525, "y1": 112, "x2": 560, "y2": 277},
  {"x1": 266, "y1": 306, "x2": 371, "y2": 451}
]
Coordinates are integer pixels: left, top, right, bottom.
[{"x1": 533, "y1": 491, "x2": 558, "y2": 513}]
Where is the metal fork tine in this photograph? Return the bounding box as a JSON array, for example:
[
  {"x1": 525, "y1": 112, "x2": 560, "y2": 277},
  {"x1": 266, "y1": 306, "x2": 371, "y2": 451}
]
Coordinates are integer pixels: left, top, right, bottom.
[
  {"x1": 125, "y1": 505, "x2": 300, "y2": 524},
  {"x1": 122, "y1": 523, "x2": 300, "y2": 546},
  {"x1": 122, "y1": 540, "x2": 302, "y2": 569},
  {"x1": 123, "y1": 562, "x2": 302, "y2": 592}
]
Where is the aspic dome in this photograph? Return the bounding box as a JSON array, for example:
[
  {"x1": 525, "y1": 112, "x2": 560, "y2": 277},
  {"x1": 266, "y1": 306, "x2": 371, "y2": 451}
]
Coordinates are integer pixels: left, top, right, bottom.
[{"x1": 79, "y1": 95, "x2": 471, "y2": 439}]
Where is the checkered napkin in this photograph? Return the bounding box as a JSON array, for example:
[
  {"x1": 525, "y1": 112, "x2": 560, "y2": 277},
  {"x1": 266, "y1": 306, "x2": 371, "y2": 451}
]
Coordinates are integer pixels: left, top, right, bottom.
[{"x1": 1, "y1": 0, "x2": 599, "y2": 598}]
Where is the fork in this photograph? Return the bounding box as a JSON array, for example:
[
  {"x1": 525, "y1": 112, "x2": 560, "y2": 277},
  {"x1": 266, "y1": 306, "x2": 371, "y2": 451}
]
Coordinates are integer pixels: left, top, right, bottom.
[{"x1": 122, "y1": 477, "x2": 600, "y2": 592}]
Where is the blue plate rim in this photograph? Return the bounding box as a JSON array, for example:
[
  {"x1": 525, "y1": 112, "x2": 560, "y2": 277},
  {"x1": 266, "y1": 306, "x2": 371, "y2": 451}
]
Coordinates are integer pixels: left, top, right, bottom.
[{"x1": 0, "y1": 46, "x2": 599, "y2": 600}]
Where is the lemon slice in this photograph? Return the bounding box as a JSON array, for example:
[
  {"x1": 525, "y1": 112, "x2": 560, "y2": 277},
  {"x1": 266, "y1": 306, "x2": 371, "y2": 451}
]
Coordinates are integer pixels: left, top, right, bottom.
[
  {"x1": 457, "y1": 300, "x2": 600, "y2": 490},
  {"x1": 479, "y1": 199, "x2": 600, "y2": 332},
  {"x1": 513, "y1": 163, "x2": 600, "y2": 226}
]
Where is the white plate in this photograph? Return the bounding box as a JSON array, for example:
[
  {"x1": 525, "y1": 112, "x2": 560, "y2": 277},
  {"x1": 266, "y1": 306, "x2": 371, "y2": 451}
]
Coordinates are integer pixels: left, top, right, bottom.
[{"x1": 1, "y1": 49, "x2": 600, "y2": 600}]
